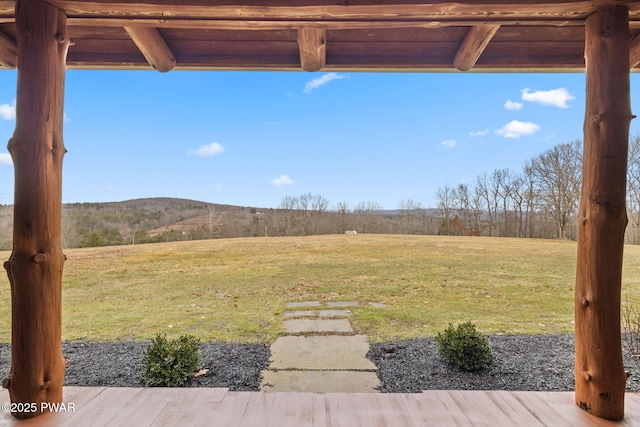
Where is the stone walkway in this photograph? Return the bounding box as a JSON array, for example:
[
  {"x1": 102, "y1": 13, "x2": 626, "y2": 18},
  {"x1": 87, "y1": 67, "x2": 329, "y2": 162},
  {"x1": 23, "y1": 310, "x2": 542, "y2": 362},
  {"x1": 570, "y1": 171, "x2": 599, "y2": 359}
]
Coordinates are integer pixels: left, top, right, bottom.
[{"x1": 260, "y1": 301, "x2": 382, "y2": 393}]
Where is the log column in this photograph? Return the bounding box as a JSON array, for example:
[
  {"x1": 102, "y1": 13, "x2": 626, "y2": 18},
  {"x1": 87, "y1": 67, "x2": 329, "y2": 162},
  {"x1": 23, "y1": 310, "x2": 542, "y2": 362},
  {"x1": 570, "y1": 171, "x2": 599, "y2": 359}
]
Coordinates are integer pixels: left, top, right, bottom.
[
  {"x1": 575, "y1": 5, "x2": 632, "y2": 421},
  {"x1": 2, "y1": 0, "x2": 69, "y2": 419}
]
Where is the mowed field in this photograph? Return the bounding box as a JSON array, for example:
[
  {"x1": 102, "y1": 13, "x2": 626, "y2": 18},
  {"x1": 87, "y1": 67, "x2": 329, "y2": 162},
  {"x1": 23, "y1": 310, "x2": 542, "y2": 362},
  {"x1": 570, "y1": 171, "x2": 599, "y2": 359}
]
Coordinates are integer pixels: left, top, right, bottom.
[{"x1": 0, "y1": 235, "x2": 639, "y2": 344}]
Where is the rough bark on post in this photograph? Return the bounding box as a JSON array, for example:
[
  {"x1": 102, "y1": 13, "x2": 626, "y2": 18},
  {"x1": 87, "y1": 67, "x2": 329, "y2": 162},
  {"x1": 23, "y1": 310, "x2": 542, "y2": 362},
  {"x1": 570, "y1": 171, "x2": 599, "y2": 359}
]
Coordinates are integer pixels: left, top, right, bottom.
[
  {"x1": 575, "y1": 5, "x2": 632, "y2": 421},
  {"x1": 2, "y1": 0, "x2": 69, "y2": 419}
]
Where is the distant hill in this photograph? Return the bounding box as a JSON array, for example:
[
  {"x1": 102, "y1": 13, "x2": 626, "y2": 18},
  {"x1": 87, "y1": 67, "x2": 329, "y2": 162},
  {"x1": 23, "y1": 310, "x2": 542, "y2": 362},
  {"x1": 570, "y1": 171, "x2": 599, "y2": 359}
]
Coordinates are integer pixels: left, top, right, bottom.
[
  {"x1": 0, "y1": 197, "x2": 449, "y2": 250},
  {"x1": 0, "y1": 198, "x2": 260, "y2": 250},
  {"x1": 65, "y1": 197, "x2": 234, "y2": 211}
]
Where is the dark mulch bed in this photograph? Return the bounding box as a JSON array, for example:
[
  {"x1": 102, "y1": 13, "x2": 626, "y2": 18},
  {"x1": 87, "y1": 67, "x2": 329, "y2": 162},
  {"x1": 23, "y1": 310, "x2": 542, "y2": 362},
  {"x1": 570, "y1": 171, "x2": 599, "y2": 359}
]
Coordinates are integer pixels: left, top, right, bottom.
[
  {"x1": 0, "y1": 334, "x2": 638, "y2": 393},
  {"x1": 367, "y1": 334, "x2": 640, "y2": 393},
  {"x1": 0, "y1": 341, "x2": 270, "y2": 391}
]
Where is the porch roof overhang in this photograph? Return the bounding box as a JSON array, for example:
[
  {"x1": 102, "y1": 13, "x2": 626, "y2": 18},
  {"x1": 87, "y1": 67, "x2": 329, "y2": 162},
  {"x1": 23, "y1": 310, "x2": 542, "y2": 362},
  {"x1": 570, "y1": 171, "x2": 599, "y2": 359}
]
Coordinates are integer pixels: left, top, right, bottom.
[{"x1": 0, "y1": 0, "x2": 639, "y2": 73}]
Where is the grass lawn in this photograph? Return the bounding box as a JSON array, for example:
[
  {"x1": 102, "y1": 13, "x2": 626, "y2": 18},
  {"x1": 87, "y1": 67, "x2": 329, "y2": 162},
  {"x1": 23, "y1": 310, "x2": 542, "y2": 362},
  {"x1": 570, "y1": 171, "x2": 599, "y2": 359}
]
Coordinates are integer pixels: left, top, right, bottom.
[{"x1": 0, "y1": 234, "x2": 639, "y2": 344}]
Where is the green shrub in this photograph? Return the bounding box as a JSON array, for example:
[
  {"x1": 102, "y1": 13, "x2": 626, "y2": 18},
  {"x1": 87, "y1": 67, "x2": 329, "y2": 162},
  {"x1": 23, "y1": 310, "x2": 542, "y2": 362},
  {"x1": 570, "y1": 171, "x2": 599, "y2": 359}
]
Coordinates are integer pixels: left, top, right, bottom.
[
  {"x1": 142, "y1": 334, "x2": 201, "y2": 387},
  {"x1": 435, "y1": 321, "x2": 493, "y2": 372}
]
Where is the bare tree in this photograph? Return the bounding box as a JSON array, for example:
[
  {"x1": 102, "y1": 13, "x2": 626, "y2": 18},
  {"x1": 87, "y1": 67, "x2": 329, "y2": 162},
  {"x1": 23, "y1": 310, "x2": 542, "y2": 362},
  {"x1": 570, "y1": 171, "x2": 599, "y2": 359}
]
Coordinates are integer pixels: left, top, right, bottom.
[
  {"x1": 273, "y1": 193, "x2": 331, "y2": 236},
  {"x1": 474, "y1": 173, "x2": 496, "y2": 236},
  {"x1": 398, "y1": 199, "x2": 424, "y2": 234},
  {"x1": 627, "y1": 134, "x2": 640, "y2": 243},
  {"x1": 529, "y1": 140, "x2": 582, "y2": 239},
  {"x1": 508, "y1": 173, "x2": 527, "y2": 238},
  {"x1": 61, "y1": 208, "x2": 79, "y2": 248},
  {"x1": 493, "y1": 169, "x2": 527, "y2": 237},
  {"x1": 453, "y1": 183, "x2": 473, "y2": 235},
  {"x1": 435, "y1": 185, "x2": 455, "y2": 235},
  {"x1": 297, "y1": 193, "x2": 312, "y2": 234},
  {"x1": 522, "y1": 161, "x2": 539, "y2": 238},
  {"x1": 206, "y1": 204, "x2": 222, "y2": 239},
  {"x1": 354, "y1": 201, "x2": 382, "y2": 233},
  {"x1": 492, "y1": 168, "x2": 512, "y2": 236},
  {"x1": 277, "y1": 195, "x2": 298, "y2": 236},
  {"x1": 333, "y1": 201, "x2": 350, "y2": 234},
  {"x1": 310, "y1": 194, "x2": 329, "y2": 234}
]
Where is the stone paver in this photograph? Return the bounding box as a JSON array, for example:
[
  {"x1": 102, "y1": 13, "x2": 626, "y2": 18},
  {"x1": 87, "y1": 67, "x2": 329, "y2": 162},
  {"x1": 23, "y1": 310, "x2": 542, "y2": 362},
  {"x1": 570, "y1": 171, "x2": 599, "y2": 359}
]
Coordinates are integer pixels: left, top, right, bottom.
[
  {"x1": 286, "y1": 301, "x2": 321, "y2": 308},
  {"x1": 261, "y1": 300, "x2": 380, "y2": 393},
  {"x1": 369, "y1": 302, "x2": 386, "y2": 308},
  {"x1": 283, "y1": 319, "x2": 353, "y2": 333},
  {"x1": 326, "y1": 301, "x2": 359, "y2": 307},
  {"x1": 268, "y1": 335, "x2": 377, "y2": 370},
  {"x1": 317, "y1": 310, "x2": 351, "y2": 317},
  {"x1": 283, "y1": 310, "x2": 315, "y2": 318},
  {"x1": 260, "y1": 370, "x2": 379, "y2": 393}
]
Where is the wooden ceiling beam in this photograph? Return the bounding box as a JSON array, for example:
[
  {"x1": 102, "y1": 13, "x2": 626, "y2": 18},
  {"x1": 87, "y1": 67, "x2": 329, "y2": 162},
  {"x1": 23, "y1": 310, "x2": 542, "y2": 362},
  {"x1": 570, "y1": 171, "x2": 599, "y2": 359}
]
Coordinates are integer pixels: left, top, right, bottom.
[
  {"x1": 0, "y1": 28, "x2": 16, "y2": 68},
  {"x1": 67, "y1": 17, "x2": 584, "y2": 30},
  {"x1": 453, "y1": 24, "x2": 500, "y2": 71},
  {"x1": 123, "y1": 26, "x2": 175, "y2": 72},
  {"x1": 0, "y1": 1, "x2": 14, "y2": 15},
  {"x1": 631, "y1": 33, "x2": 640, "y2": 68},
  {"x1": 2, "y1": 2, "x2": 639, "y2": 24},
  {"x1": 49, "y1": 1, "x2": 610, "y2": 21},
  {"x1": 297, "y1": 27, "x2": 326, "y2": 72}
]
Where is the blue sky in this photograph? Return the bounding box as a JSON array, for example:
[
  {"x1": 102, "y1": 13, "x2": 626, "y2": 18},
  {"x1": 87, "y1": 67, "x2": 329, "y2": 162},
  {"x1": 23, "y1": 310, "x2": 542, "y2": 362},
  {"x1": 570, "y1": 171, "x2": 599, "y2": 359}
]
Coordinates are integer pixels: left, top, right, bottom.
[{"x1": 0, "y1": 70, "x2": 639, "y2": 210}]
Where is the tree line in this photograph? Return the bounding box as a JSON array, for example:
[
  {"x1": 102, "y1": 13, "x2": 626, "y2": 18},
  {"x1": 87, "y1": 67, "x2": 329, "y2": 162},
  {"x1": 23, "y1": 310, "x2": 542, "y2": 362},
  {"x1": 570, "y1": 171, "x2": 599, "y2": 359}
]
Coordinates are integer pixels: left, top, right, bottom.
[
  {"x1": 268, "y1": 135, "x2": 640, "y2": 243},
  {"x1": 435, "y1": 134, "x2": 640, "y2": 243},
  {"x1": 435, "y1": 139, "x2": 582, "y2": 240},
  {"x1": 3, "y1": 135, "x2": 640, "y2": 249}
]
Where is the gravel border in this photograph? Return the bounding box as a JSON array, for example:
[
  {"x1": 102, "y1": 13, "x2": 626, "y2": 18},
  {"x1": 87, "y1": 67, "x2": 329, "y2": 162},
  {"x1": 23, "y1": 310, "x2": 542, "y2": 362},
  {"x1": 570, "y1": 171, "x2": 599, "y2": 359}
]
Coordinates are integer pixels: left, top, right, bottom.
[
  {"x1": 0, "y1": 341, "x2": 271, "y2": 391},
  {"x1": 367, "y1": 334, "x2": 640, "y2": 393},
  {"x1": 0, "y1": 334, "x2": 638, "y2": 393}
]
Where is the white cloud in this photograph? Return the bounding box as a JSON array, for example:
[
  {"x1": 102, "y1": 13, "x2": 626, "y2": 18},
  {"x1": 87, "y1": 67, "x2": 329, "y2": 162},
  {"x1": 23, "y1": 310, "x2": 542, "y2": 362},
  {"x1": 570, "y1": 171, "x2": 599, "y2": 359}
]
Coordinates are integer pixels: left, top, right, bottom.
[
  {"x1": 441, "y1": 139, "x2": 457, "y2": 148},
  {"x1": 505, "y1": 100, "x2": 523, "y2": 111},
  {"x1": 470, "y1": 129, "x2": 489, "y2": 137},
  {"x1": 0, "y1": 153, "x2": 12, "y2": 165},
  {"x1": 304, "y1": 73, "x2": 346, "y2": 93},
  {"x1": 496, "y1": 120, "x2": 540, "y2": 138},
  {"x1": 190, "y1": 142, "x2": 225, "y2": 157},
  {"x1": 521, "y1": 88, "x2": 574, "y2": 108},
  {"x1": 539, "y1": 133, "x2": 557, "y2": 142},
  {"x1": 0, "y1": 101, "x2": 70, "y2": 122},
  {"x1": 269, "y1": 174, "x2": 294, "y2": 186},
  {"x1": 0, "y1": 100, "x2": 16, "y2": 120}
]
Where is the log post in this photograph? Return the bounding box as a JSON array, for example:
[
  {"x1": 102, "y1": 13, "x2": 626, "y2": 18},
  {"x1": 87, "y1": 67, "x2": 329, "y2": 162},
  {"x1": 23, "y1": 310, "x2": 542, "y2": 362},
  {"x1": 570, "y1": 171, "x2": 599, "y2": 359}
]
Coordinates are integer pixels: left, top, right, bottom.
[
  {"x1": 2, "y1": 0, "x2": 69, "y2": 418},
  {"x1": 575, "y1": 5, "x2": 632, "y2": 421}
]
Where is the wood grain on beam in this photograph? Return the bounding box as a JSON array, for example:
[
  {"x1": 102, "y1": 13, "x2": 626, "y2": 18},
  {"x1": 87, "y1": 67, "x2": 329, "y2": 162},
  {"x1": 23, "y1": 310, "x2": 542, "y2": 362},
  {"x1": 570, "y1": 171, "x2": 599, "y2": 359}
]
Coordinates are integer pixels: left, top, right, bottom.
[
  {"x1": 124, "y1": 26, "x2": 175, "y2": 72},
  {"x1": 453, "y1": 24, "x2": 500, "y2": 71},
  {"x1": 631, "y1": 34, "x2": 640, "y2": 68},
  {"x1": 0, "y1": 28, "x2": 16, "y2": 68},
  {"x1": 68, "y1": 17, "x2": 582, "y2": 30},
  {"x1": 0, "y1": 1, "x2": 14, "y2": 15},
  {"x1": 297, "y1": 27, "x2": 325, "y2": 72},
  {"x1": 51, "y1": 1, "x2": 600, "y2": 21}
]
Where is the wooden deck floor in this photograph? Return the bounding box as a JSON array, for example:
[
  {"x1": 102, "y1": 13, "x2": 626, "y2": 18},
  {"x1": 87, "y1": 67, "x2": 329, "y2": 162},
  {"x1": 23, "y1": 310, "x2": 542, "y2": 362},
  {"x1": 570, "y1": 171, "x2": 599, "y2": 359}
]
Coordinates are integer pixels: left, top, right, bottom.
[{"x1": 1, "y1": 387, "x2": 639, "y2": 426}]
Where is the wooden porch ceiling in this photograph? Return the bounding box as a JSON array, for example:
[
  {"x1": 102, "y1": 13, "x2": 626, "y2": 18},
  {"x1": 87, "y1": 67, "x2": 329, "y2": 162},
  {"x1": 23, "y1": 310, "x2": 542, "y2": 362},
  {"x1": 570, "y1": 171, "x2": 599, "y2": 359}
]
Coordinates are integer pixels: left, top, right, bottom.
[{"x1": 0, "y1": 1, "x2": 639, "y2": 72}]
